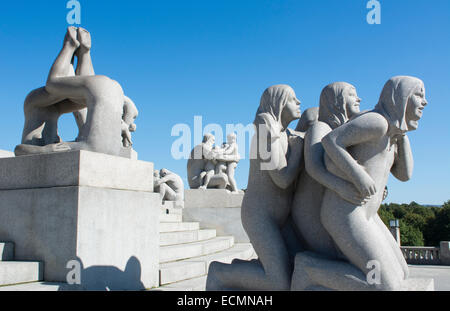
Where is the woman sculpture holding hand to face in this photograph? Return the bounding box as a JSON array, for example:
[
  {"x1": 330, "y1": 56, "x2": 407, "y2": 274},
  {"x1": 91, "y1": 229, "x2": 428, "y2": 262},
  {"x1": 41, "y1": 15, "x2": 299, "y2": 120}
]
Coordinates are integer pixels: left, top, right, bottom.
[
  {"x1": 317, "y1": 76, "x2": 427, "y2": 290},
  {"x1": 207, "y1": 85, "x2": 303, "y2": 290}
]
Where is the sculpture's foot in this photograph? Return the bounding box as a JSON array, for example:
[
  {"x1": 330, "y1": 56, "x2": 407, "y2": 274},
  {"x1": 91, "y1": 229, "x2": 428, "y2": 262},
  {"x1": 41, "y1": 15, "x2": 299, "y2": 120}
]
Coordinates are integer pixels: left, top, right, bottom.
[
  {"x1": 65, "y1": 26, "x2": 80, "y2": 49},
  {"x1": 291, "y1": 253, "x2": 314, "y2": 291},
  {"x1": 14, "y1": 143, "x2": 72, "y2": 157},
  {"x1": 199, "y1": 185, "x2": 207, "y2": 190},
  {"x1": 206, "y1": 261, "x2": 226, "y2": 291},
  {"x1": 77, "y1": 27, "x2": 92, "y2": 54}
]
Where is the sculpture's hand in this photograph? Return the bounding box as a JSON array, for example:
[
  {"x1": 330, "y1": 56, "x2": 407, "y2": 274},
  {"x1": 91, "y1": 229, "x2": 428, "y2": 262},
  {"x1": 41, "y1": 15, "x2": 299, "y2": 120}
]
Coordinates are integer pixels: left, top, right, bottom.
[
  {"x1": 354, "y1": 169, "x2": 377, "y2": 198},
  {"x1": 335, "y1": 181, "x2": 370, "y2": 206},
  {"x1": 288, "y1": 135, "x2": 303, "y2": 156}
]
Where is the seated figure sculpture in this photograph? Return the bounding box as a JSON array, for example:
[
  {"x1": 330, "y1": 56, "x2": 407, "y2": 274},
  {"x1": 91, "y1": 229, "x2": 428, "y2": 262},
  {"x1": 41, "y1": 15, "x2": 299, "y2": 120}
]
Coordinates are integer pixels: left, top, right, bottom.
[
  {"x1": 121, "y1": 96, "x2": 139, "y2": 148},
  {"x1": 154, "y1": 168, "x2": 184, "y2": 204},
  {"x1": 15, "y1": 27, "x2": 136, "y2": 158},
  {"x1": 210, "y1": 133, "x2": 241, "y2": 193},
  {"x1": 187, "y1": 133, "x2": 240, "y2": 191}
]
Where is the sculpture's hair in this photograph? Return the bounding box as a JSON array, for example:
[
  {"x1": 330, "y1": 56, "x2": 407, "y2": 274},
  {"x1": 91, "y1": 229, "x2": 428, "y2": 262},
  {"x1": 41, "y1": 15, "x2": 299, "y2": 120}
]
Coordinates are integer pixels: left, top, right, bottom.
[
  {"x1": 254, "y1": 85, "x2": 296, "y2": 138},
  {"x1": 375, "y1": 76, "x2": 424, "y2": 134},
  {"x1": 318, "y1": 82, "x2": 355, "y2": 130},
  {"x1": 160, "y1": 168, "x2": 171, "y2": 176},
  {"x1": 202, "y1": 133, "x2": 215, "y2": 143}
]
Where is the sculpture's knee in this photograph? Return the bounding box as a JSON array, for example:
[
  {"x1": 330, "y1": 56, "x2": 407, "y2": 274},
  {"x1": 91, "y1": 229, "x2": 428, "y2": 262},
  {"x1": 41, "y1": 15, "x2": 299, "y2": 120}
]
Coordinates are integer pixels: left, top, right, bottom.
[
  {"x1": 269, "y1": 273, "x2": 291, "y2": 291},
  {"x1": 206, "y1": 261, "x2": 226, "y2": 291},
  {"x1": 374, "y1": 273, "x2": 403, "y2": 291}
]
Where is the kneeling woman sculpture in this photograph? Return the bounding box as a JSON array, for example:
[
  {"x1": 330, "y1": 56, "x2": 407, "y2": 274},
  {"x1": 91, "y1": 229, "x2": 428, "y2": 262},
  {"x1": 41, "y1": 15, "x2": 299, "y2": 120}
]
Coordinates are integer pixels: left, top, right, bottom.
[
  {"x1": 293, "y1": 76, "x2": 427, "y2": 291},
  {"x1": 207, "y1": 84, "x2": 303, "y2": 290}
]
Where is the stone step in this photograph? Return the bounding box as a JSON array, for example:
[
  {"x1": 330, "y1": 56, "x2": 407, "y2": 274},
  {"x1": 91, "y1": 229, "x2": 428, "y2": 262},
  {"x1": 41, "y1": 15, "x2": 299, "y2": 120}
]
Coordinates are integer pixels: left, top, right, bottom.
[
  {"x1": 156, "y1": 275, "x2": 208, "y2": 291},
  {"x1": 160, "y1": 236, "x2": 234, "y2": 263},
  {"x1": 160, "y1": 202, "x2": 184, "y2": 214},
  {"x1": 0, "y1": 282, "x2": 75, "y2": 291},
  {"x1": 160, "y1": 212, "x2": 182, "y2": 223},
  {"x1": 0, "y1": 242, "x2": 14, "y2": 261},
  {"x1": 159, "y1": 222, "x2": 200, "y2": 233},
  {"x1": 159, "y1": 243, "x2": 255, "y2": 286},
  {"x1": 0, "y1": 262, "x2": 43, "y2": 286},
  {"x1": 160, "y1": 229, "x2": 216, "y2": 246}
]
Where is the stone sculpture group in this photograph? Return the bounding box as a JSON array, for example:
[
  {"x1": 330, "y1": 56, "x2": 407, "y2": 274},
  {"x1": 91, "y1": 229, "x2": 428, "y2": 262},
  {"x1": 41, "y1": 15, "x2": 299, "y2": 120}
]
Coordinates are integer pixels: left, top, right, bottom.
[
  {"x1": 10, "y1": 27, "x2": 430, "y2": 291},
  {"x1": 207, "y1": 78, "x2": 428, "y2": 291},
  {"x1": 187, "y1": 133, "x2": 241, "y2": 193}
]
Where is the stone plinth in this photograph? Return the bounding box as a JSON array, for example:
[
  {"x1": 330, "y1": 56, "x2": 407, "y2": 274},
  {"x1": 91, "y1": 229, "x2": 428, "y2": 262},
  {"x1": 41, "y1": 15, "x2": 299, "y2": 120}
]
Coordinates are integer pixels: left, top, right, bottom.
[
  {"x1": 0, "y1": 150, "x2": 14, "y2": 159},
  {"x1": 291, "y1": 252, "x2": 435, "y2": 291},
  {"x1": 184, "y1": 189, "x2": 248, "y2": 242},
  {"x1": 0, "y1": 151, "x2": 159, "y2": 290},
  {"x1": 441, "y1": 242, "x2": 450, "y2": 265},
  {"x1": 0, "y1": 150, "x2": 153, "y2": 191}
]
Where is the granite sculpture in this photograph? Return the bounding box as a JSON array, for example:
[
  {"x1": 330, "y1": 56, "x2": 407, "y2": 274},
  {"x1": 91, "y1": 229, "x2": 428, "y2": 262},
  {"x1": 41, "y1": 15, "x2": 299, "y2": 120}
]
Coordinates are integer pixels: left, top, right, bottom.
[
  {"x1": 207, "y1": 84, "x2": 304, "y2": 290},
  {"x1": 14, "y1": 27, "x2": 137, "y2": 158},
  {"x1": 207, "y1": 77, "x2": 429, "y2": 291},
  {"x1": 187, "y1": 133, "x2": 240, "y2": 192},
  {"x1": 154, "y1": 168, "x2": 184, "y2": 203}
]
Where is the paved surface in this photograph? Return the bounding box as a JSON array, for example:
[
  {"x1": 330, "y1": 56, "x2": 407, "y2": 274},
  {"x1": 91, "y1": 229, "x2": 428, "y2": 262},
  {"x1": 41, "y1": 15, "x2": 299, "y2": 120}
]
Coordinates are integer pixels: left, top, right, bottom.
[{"x1": 409, "y1": 265, "x2": 450, "y2": 291}]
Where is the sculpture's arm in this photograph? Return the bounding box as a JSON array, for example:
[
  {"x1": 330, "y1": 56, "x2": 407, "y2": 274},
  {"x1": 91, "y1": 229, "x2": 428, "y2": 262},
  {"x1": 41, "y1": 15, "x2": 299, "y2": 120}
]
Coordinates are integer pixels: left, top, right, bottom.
[
  {"x1": 305, "y1": 122, "x2": 367, "y2": 205},
  {"x1": 215, "y1": 145, "x2": 240, "y2": 163},
  {"x1": 222, "y1": 143, "x2": 237, "y2": 155},
  {"x1": 158, "y1": 175, "x2": 178, "y2": 185},
  {"x1": 322, "y1": 112, "x2": 388, "y2": 197},
  {"x1": 202, "y1": 144, "x2": 216, "y2": 161},
  {"x1": 390, "y1": 134, "x2": 413, "y2": 182},
  {"x1": 266, "y1": 133, "x2": 304, "y2": 190}
]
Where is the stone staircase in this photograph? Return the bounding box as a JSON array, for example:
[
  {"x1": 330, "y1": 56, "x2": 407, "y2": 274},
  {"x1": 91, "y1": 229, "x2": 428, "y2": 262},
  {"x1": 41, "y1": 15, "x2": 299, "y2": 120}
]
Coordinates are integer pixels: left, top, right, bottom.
[
  {"x1": 0, "y1": 242, "x2": 44, "y2": 289},
  {"x1": 0, "y1": 206, "x2": 255, "y2": 291},
  {"x1": 156, "y1": 204, "x2": 255, "y2": 291}
]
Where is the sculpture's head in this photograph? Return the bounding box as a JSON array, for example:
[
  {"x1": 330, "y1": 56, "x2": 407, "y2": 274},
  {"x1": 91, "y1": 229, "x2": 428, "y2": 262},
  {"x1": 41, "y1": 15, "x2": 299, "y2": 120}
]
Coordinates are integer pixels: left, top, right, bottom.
[
  {"x1": 154, "y1": 170, "x2": 160, "y2": 179},
  {"x1": 318, "y1": 82, "x2": 361, "y2": 129},
  {"x1": 376, "y1": 76, "x2": 427, "y2": 133},
  {"x1": 123, "y1": 96, "x2": 139, "y2": 133},
  {"x1": 255, "y1": 84, "x2": 301, "y2": 134},
  {"x1": 160, "y1": 168, "x2": 170, "y2": 177},
  {"x1": 295, "y1": 107, "x2": 319, "y2": 132},
  {"x1": 202, "y1": 133, "x2": 215, "y2": 145},
  {"x1": 227, "y1": 133, "x2": 237, "y2": 144}
]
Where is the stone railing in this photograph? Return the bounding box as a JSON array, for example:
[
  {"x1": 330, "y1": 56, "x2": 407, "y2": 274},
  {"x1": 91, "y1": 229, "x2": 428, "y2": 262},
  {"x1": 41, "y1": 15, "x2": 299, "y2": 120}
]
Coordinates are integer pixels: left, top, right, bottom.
[{"x1": 401, "y1": 246, "x2": 441, "y2": 265}]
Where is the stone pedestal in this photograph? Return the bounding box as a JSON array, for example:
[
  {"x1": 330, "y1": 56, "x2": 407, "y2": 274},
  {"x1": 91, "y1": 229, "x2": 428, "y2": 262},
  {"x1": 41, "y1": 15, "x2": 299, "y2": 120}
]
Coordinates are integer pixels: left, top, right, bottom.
[
  {"x1": 291, "y1": 252, "x2": 434, "y2": 291},
  {"x1": 441, "y1": 242, "x2": 450, "y2": 265},
  {"x1": 0, "y1": 150, "x2": 14, "y2": 158},
  {"x1": 0, "y1": 151, "x2": 160, "y2": 290},
  {"x1": 184, "y1": 189, "x2": 248, "y2": 242},
  {"x1": 389, "y1": 227, "x2": 401, "y2": 246}
]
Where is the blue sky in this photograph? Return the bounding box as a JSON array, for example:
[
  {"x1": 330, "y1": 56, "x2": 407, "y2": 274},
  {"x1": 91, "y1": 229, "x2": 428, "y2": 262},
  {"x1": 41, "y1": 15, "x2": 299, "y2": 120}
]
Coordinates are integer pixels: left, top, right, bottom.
[{"x1": 0, "y1": 0, "x2": 449, "y2": 205}]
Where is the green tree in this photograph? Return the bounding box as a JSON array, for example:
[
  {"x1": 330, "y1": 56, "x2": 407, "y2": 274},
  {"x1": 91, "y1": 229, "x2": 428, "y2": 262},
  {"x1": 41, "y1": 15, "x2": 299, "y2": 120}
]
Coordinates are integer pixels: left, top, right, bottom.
[
  {"x1": 399, "y1": 220, "x2": 424, "y2": 246},
  {"x1": 426, "y1": 201, "x2": 450, "y2": 246}
]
